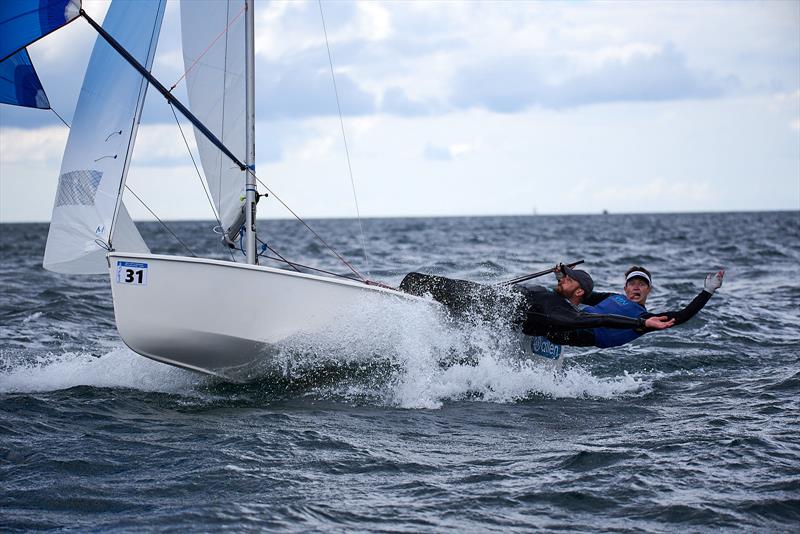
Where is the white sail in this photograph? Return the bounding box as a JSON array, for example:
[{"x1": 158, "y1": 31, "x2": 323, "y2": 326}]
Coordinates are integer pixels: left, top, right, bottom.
[
  {"x1": 43, "y1": 0, "x2": 167, "y2": 274},
  {"x1": 180, "y1": 0, "x2": 248, "y2": 243}
]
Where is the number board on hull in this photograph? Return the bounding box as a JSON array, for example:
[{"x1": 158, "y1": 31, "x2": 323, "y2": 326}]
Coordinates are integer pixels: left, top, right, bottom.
[{"x1": 116, "y1": 260, "x2": 148, "y2": 286}]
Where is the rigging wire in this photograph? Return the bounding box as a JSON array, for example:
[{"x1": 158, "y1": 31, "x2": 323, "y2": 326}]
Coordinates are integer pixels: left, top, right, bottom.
[
  {"x1": 255, "y1": 236, "x2": 370, "y2": 282},
  {"x1": 168, "y1": 3, "x2": 246, "y2": 92},
  {"x1": 255, "y1": 237, "x2": 301, "y2": 272},
  {"x1": 124, "y1": 184, "x2": 197, "y2": 257},
  {"x1": 49, "y1": 107, "x2": 70, "y2": 128},
  {"x1": 250, "y1": 170, "x2": 367, "y2": 282},
  {"x1": 218, "y1": 0, "x2": 232, "y2": 230},
  {"x1": 317, "y1": 0, "x2": 370, "y2": 275}
]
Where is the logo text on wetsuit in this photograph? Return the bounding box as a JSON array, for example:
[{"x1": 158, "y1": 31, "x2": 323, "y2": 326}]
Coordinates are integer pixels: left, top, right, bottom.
[{"x1": 531, "y1": 336, "x2": 562, "y2": 360}]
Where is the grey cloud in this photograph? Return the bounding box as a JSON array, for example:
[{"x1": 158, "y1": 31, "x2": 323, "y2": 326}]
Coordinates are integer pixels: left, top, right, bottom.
[
  {"x1": 451, "y1": 56, "x2": 545, "y2": 113},
  {"x1": 553, "y1": 44, "x2": 734, "y2": 107},
  {"x1": 451, "y1": 44, "x2": 737, "y2": 112},
  {"x1": 257, "y1": 63, "x2": 376, "y2": 120}
]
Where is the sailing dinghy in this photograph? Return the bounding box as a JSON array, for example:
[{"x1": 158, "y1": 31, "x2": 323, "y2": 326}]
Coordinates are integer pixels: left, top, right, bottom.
[
  {"x1": 2, "y1": 0, "x2": 561, "y2": 379},
  {"x1": 2, "y1": 0, "x2": 437, "y2": 380}
]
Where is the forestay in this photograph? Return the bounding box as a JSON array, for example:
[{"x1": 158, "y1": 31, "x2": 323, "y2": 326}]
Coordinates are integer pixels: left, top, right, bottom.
[
  {"x1": 43, "y1": 0, "x2": 167, "y2": 274},
  {"x1": 180, "y1": 0, "x2": 248, "y2": 246}
]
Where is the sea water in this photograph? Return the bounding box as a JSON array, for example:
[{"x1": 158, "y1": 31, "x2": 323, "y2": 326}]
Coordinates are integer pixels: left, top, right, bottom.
[{"x1": 1, "y1": 211, "x2": 798, "y2": 532}]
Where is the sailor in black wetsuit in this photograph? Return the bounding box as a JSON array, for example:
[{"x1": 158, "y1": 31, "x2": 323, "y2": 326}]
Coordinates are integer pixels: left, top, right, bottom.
[
  {"x1": 545, "y1": 265, "x2": 725, "y2": 348},
  {"x1": 399, "y1": 268, "x2": 675, "y2": 338}
]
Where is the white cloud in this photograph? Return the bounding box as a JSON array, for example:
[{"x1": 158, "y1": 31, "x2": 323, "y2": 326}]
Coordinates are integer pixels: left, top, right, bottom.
[
  {"x1": 767, "y1": 90, "x2": 800, "y2": 110},
  {"x1": 0, "y1": 127, "x2": 68, "y2": 163},
  {"x1": 130, "y1": 124, "x2": 198, "y2": 165},
  {"x1": 355, "y1": 2, "x2": 392, "y2": 41},
  {"x1": 293, "y1": 134, "x2": 336, "y2": 161},
  {"x1": 255, "y1": 0, "x2": 316, "y2": 60},
  {"x1": 449, "y1": 143, "x2": 475, "y2": 158},
  {"x1": 765, "y1": 90, "x2": 800, "y2": 131}
]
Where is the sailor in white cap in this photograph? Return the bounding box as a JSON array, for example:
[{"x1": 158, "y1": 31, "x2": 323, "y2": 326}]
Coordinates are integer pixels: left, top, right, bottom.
[{"x1": 547, "y1": 265, "x2": 725, "y2": 348}]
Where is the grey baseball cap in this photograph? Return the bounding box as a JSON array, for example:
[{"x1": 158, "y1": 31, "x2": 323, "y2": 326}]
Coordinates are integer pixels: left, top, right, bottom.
[{"x1": 562, "y1": 266, "x2": 594, "y2": 299}]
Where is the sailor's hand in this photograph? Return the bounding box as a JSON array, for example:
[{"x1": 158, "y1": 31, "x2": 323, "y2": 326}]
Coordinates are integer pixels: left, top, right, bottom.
[
  {"x1": 645, "y1": 316, "x2": 675, "y2": 330},
  {"x1": 704, "y1": 270, "x2": 725, "y2": 294},
  {"x1": 554, "y1": 263, "x2": 565, "y2": 281}
]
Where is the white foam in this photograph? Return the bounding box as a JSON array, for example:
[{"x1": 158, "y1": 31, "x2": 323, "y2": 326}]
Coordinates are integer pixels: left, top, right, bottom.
[
  {"x1": 22, "y1": 312, "x2": 44, "y2": 324},
  {"x1": 0, "y1": 346, "x2": 201, "y2": 394},
  {"x1": 270, "y1": 293, "x2": 653, "y2": 409},
  {"x1": 389, "y1": 351, "x2": 651, "y2": 409}
]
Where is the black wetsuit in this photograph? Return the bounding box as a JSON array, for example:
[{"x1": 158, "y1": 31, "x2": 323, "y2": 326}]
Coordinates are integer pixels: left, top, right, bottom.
[
  {"x1": 399, "y1": 273, "x2": 649, "y2": 337},
  {"x1": 545, "y1": 289, "x2": 713, "y2": 347}
]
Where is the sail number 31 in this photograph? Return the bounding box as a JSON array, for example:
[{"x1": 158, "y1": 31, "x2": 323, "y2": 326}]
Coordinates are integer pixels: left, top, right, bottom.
[{"x1": 116, "y1": 261, "x2": 148, "y2": 286}]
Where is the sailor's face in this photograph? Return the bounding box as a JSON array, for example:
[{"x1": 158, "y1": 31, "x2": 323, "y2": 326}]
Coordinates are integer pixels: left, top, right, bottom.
[
  {"x1": 625, "y1": 277, "x2": 651, "y2": 305},
  {"x1": 556, "y1": 275, "x2": 582, "y2": 301}
]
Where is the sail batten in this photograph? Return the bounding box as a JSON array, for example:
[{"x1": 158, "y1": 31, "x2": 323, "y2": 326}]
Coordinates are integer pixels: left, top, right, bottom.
[{"x1": 43, "y1": 0, "x2": 167, "y2": 274}]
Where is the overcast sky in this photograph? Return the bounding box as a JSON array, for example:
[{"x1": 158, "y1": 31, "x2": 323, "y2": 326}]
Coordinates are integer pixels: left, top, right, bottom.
[{"x1": 1, "y1": 0, "x2": 798, "y2": 222}]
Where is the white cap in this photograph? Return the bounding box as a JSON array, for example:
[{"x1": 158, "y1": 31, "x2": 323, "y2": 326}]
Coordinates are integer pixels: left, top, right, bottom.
[{"x1": 626, "y1": 270, "x2": 651, "y2": 285}]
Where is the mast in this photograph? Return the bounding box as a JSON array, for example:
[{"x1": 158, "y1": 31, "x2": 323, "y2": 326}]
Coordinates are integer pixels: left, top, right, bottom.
[{"x1": 244, "y1": 0, "x2": 257, "y2": 264}]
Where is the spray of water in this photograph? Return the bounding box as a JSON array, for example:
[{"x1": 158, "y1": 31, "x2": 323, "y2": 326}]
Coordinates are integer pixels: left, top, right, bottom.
[
  {"x1": 0, "y1": 348, "x2": 201, "y2": 394},
  {"x1": 0, "y1": 293, "x2": 652, "y2": 407}
]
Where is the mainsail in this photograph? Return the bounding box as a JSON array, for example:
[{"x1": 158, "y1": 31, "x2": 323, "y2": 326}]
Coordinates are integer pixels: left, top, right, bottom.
[
  {"x1": 180, "y1": 0, "x2": 248, "y2": 245},
  {"x1": 0, "y1": 0, "x2": 81, "y2": 62},
  {"x1": 43, "y1": 0, "x2": 167, "y2": 274}
]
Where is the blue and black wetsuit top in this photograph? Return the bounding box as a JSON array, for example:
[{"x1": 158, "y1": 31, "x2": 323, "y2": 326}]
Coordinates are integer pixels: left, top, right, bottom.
[
  {"x1": 545, "y1": 288, "x2": 714, "y2": 348},
  {"x1": 583, "y1": 294, "x2": 647, "y2": 348}
]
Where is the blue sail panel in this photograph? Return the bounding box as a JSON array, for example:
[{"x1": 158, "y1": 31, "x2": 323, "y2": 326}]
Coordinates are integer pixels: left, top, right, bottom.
[
  {"x1": 0, "y1": 48, "x2": 50, "y2": 108},
  {"x1": 0, "y1": 0, "x2": 81, "y2": 62}
]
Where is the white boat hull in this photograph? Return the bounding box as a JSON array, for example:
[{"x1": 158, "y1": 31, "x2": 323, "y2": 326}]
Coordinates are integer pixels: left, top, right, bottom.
[{"x1": 108, "y1": 252, "x2": 430, "y2": 380}]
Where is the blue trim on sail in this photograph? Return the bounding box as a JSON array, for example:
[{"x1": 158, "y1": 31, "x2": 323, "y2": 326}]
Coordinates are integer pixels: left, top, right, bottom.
[
  {"x1": 0, "y1": 0, "x2": 79, "y2": 62},
  {"x1": 0, "y1": 48, "x2": 50, "y2": 108}
]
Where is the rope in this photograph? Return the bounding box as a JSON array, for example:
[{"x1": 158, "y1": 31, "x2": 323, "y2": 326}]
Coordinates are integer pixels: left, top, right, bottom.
[
  {"x1": 250, "y1": 171, "x2": 367, "y2": 282},
  {"x1": 256, "y1": 237, "x2": 301, "y2": 272},
  {"x1": 255, "y1": 237, "x2": 369, "y2": 282},
  {"x1": 49, "y1": 107, "x2": 70, "y2": 128},
  {"x1": 168, "y1": 3, "x2": 246, "y2": 92},
  {"x1": 318, "y1": 0, "x2": 370, "y2": 274},
  {"x1": 124, "y1": 185, "x2": 197, "y2": 257}
]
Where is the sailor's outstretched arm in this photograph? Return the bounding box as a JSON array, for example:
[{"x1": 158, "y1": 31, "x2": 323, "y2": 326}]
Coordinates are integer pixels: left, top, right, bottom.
[
  {"x1": 522, "y1": 308, "x2": 672, "y2": 336},
  {"x1": 642, "y1": 270, "x2": 724, "y2": 329}
]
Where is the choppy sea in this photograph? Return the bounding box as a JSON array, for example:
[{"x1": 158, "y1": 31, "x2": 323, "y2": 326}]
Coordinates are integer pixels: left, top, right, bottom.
[{"x1": 1, "y1": 211, "x2": 798, "y2": 532}]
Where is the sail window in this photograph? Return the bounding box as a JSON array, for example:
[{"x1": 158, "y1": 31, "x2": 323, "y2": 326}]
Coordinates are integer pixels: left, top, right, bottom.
[{"x1": 54, "y1": 170, "x2": 102, "y2": 207}]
